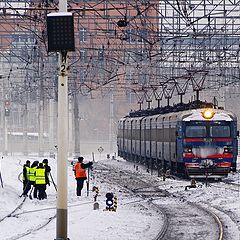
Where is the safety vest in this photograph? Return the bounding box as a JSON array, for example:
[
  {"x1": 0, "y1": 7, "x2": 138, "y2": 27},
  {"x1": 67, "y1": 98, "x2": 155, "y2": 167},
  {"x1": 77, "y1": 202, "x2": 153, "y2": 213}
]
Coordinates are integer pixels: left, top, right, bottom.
[
  {"x1": 35, "y1": 168, "x2": 46, "y2": 185},
  {"x1": 22, "y1": 166, "x2": 30, "y2": 181},
  {"x1": 28, "y1": 166, "x2": 37, "y2": 182},
  {"x1": 74, "y1": 162, "x2": 87, "y2": 178}
]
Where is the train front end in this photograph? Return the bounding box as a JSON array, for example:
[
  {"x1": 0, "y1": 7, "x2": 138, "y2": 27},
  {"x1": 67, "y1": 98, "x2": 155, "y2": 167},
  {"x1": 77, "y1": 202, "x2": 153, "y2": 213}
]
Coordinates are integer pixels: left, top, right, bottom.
[{"x1": 178, "y1": 108, "x2": 238, "y2": 178}]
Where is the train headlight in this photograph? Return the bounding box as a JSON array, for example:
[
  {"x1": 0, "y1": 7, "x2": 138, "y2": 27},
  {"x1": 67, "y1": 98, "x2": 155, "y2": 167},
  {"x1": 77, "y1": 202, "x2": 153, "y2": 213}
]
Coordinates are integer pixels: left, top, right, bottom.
[
  {"x1": 184, "y1": 148, "x2": 192, "y2": 153},
  {"x1": 224, "y1": 147, "x2": 232, "y2": 153},
  {"x1": 202, "y1": 109, "x2": 215, "y2": 120}
]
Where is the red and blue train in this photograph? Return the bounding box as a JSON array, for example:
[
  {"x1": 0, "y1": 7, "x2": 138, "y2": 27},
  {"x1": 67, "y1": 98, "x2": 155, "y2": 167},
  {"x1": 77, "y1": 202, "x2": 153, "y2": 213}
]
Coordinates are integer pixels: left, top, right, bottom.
[{"x1": 117, "y1": 102, "x2": 238, "y2": 178}]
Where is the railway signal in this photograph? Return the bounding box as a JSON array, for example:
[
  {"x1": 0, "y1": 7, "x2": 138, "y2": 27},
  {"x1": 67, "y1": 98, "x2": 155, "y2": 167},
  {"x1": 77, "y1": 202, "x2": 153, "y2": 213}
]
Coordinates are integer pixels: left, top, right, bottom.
[
  {"x1": 47, "y1": 13, "x2": 75, "y2": 52},
  {"x1": 105, "y1": 192, "x2": 114, "y2": 210},
  {"x1": 105, "y1": 192, "x2": 118, "y2": 211},
  {"x1": 5, "y1": 109, "x2": 10, "y2": 117},
  {"x1": 5, "y1": 100, "x2": 10, "y2": 106},
  {"x1": 4, "y1": 100, "x2": 10, "y2": 117}
]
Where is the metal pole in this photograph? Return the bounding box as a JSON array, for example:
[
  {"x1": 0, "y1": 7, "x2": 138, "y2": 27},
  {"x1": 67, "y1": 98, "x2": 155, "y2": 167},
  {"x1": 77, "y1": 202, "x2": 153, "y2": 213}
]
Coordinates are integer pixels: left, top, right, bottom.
[
  {"x1": 56, "y1": 0, "x2": 68, "y2": 239},
  {"x1": 109, "y1": 93, "x2": 113, "y2": 153}
]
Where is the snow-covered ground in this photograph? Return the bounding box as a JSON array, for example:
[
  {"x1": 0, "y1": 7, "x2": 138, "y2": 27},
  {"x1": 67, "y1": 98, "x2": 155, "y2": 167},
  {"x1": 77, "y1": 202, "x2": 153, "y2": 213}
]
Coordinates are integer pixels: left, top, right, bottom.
[
  {"x1": 1, "y1": 154, "x2": 240, "y2": 239},
  {"x1": 0, "y1": 154, "x2": 162, "y2": 240}
]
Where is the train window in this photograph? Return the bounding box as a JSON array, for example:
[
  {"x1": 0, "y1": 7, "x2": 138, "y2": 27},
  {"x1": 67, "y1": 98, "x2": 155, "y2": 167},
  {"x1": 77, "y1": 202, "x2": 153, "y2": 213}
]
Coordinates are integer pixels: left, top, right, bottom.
[
  {"x1": 186, "y1": 126, "x2": 206, "y2": 137},
  {"x1": 210, "y1": 126, "x2": 230, "y2": 137}
]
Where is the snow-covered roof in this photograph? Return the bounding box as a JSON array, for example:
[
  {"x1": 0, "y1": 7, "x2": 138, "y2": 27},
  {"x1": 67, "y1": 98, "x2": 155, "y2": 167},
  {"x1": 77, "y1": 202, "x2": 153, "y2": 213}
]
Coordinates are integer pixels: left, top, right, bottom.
[
  {"x1": 47, "y1": 12, "x2": 72, "y2": 17},
  {"x1": 182, "y1": 109, "x2": 235, "y2": 121}
]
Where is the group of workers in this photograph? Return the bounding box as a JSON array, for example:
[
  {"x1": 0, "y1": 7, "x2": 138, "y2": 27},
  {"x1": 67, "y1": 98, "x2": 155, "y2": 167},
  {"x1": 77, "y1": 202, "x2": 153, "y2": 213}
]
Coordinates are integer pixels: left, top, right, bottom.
[
  {"x1": 22, "y1": 156, "x2": 93, "y2": 199},
  {"x1": 22, "y1": 159, "x2": 51, "y2": 200}
]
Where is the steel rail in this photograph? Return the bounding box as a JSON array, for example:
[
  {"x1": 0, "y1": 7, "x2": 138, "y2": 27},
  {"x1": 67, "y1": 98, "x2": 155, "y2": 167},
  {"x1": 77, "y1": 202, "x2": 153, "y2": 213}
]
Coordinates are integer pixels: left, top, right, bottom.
[
  {"x1": 0, "y1": 197, "x2": 27, "y2": 223},
  {"x1": 97, "y1": 162, "x2": 170, "y2": 240},
  {"x1": 188, "y1": 202, "x2": 223, "y2": 240}
]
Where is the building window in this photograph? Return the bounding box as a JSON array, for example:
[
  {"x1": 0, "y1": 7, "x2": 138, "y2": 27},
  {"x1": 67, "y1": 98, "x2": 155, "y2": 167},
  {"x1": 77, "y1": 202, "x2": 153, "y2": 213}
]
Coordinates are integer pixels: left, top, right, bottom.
[
  {"x1": 138, "y1": 29, "x2": 148, "y2": 43},
  {"x1": 80, "y1": 70, "x2": 85, "y2": 83},
  {"x1": 129, "y1": 29, "x2": 137, "y2": 43},
  {"x1": 79, "y1": 28, "x2": 87, "y2": 42},
  {"x1": 126, "y1": 70, "x2": 134, "y2": 84},
  {"x1": 139, "y1": 73, "x2": 147, "y2": 85},
  {"x1": 80, "y1": 49, "x2": 87, "y2": 63},
  {"x1": 125, "y1": 29, "x2": 148, "y2": 43},
  {"x1": 107, "y1": 22, "x2": 115, "y2": 35}
]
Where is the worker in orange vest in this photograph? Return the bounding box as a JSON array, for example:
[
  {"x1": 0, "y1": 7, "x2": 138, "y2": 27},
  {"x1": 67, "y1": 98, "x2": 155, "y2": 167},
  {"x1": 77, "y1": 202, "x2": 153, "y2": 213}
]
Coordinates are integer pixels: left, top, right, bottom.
[{"x1": 73, "y1": 156, "x2": 93, "y2": 196}]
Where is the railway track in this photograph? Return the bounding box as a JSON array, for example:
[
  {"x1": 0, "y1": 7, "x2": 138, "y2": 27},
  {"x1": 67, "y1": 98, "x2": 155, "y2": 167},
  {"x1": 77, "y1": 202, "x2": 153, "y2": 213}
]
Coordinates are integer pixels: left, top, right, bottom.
[
  {"x1": 1, "y1": 156, "x2": 97, "y2": 239},
  {"x1": 95, "y1": 161, "x2": 224, "y2": 240},
  {"x1": 0, "y1": 160, "x2": 30, "y2": 223},
  {"x1": 209, "y1": 179, "x2": 240, "y2": 193},
  {"x1": 156, "y1": 199, "x2": 223, "y2": 240},
  {"x1": 5, "y1": 215, "x2": 56, "y2": 240},
  {"x1": 2, "y1": 201, "x2": 93, "y2": 240},
  {"x1": 0, "y1": 194, "x2": 55, "y2": 240},
  {"x1": 0, "y1": 157, "x2": 230, "y2": 239},
  {"x1": 0, "y1": 196, "x2": 93, "y2": 240},
  {"x1": 94, "y1": 162, "x2": 169, "y2": 239},
  {"x1": 0, "y1": 197, "x2": 27, "y2": 223},
  {"x1": 0, "y1": 160, "x2": 55, "y2": 239}
]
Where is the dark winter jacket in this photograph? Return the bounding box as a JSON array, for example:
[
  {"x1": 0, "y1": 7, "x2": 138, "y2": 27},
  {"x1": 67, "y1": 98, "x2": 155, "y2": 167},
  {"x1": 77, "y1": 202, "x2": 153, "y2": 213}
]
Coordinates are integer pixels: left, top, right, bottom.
[
  {"x1": 23, "y1": 164, "x2": 30, "y2": 181},
  {"x1": 43, "y1": 163, "x2": 51, "y2": 185}
]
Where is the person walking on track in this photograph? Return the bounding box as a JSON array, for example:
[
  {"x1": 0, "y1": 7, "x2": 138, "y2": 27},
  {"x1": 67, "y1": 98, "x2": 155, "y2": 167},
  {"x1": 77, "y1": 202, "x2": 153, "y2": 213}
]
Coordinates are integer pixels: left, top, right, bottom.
[{"x1": 73, "y1": 156, "x2": 93, "y2": 196}]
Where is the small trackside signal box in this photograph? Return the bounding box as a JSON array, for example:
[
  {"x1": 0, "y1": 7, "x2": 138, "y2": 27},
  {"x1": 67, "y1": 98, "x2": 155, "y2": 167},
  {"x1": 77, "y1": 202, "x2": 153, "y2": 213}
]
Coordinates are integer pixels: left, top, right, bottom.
[{"x1": 47, "y1": 12, "x2": 75, "y2": 52}]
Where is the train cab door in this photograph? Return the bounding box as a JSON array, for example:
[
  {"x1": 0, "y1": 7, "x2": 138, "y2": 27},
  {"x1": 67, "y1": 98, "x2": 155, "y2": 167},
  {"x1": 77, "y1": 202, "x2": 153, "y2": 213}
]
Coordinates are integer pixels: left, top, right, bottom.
[
  {"x1": 117, "y1": 120, "x2": 121, "y2": 156},
  {"x1": 156, "y1": 116, "x2": 161, "y2": 176},
  {"x1": 149, "y1": 117, "x2": 152, "y2": 172},
  {"x1": 139, "y1": 117, "x2": 144, "y2": 163},
  {"x1": 133, "y1": 119, "x2": 137, "y2": 164},
  {"x1": 169, "y1": 116, "x2": 171, "y2": 167},
  {"x1": 130, "y1": 119, "x2": 133, "y2": 161},
  {"x1": 118, "y1": 119, "x2": 125, "y2": 157},
  {"x1": 169, "y1": 115, "x2": 177, "y2": 172},
  {"x1": 139, "y1": 118, "x2": 143, "y2": 163},
  {"x1": 143, "y1": 118, "x2": 147, "y2": 165},
  {"x1": 123, "y1": 118, "x2": 126, "y2": 158},
  {"x1": 176, "y1": 121, "x2": 184, "y2": 173}
]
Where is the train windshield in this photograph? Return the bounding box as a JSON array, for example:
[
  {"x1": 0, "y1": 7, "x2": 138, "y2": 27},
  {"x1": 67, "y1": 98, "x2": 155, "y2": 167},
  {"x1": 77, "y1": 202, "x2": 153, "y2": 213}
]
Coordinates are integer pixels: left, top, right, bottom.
[
  {"x1": 185, "y1": 122, "x2": 232, "y2": 138},
  {"x1": 210, "y1": 126, "x2": 230, "y2": 137},
  {"x1": 186, "y1": 126, "x2": 207, "y2": 137}
]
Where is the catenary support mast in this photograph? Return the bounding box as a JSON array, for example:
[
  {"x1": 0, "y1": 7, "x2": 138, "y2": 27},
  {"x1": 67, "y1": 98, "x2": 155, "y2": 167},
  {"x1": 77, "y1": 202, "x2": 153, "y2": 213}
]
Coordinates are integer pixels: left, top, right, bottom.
[{"x1": 56, "y1": 0, "x2": 68, "y2": 239}]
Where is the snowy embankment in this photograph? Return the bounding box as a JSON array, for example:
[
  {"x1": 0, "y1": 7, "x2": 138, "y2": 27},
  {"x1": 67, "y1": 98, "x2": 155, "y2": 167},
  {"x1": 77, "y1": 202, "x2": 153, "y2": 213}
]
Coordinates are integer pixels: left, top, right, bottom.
[
  {"x1": 1, "y1": 154, "x2": 240, "y2": 240},
  {"x1": 0, "y1": 154, "x2": 163, "y2": 240}
]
